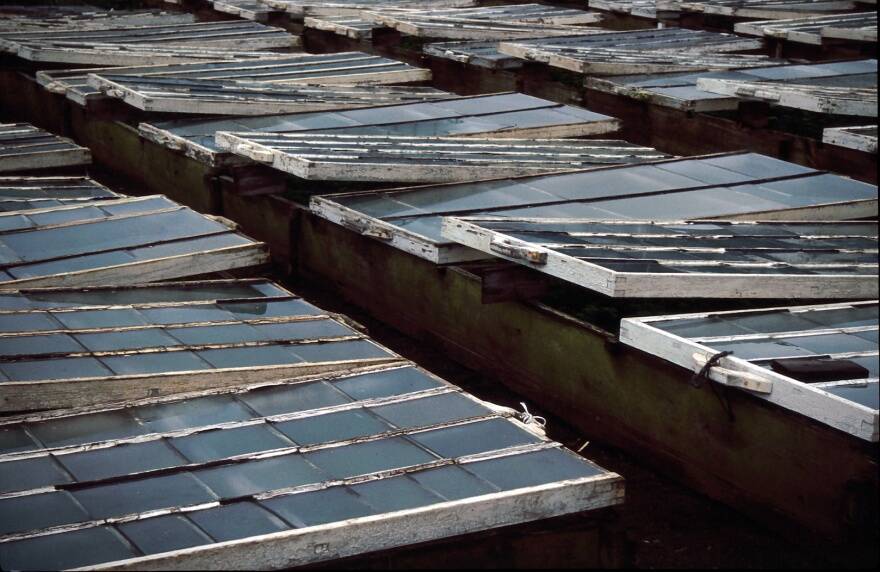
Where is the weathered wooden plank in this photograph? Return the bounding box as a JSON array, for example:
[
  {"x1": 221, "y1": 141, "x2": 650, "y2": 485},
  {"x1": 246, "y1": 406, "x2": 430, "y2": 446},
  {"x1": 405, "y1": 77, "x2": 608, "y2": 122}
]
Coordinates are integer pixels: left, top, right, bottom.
[
  {"x1": 441, "y1": 217, "x2": 878, "y2": 299},
  {"x1": 264, "y1": 0, "x2": 477, "y2": 18},
  {"x1": 138, "y1": 93, "x2": 624, "y2": 167},
  {"x1": 499, "y1": 29, "x2": 770, "y2": 75},
  {"x1": 0, "y1": 123, "x2": 91, "y2": 173},
  {"x1": 89, "y1": 75, "x2": 447, "y2": 115},
  {"x1": 585, "y1": 59, "x2": 877, "y2": 113},
  {"x1": 423, "y1": 39, "x2": 527, "y2": 70},
  {"x1": 363, "y1": 5, "x2": 603, "y2": 41},
  {"x1": 680, "y1": 0, "x2": 861, "y2": 19},
  {"x1": 310, "y1": 152, "x2": 879, "y2": 264},
  {"x1": 696, "y1": 76, "x2": 878, "y2": 116},
  {"x1": 13, "y1": 43, "x2": 288, "y2": 66},
  {"x1": 303, "y1": 15, "x2": 386, "y2": 39},
  {"x1": 216, "y1": 133, "x2": 669, "y2": 182},
  {"x1": 39, "y1": 53, "x2": 431, "y2": 110},
  {"x1": 823, "y1": 125, "x2": 878, "y2": 152},
  {"x1": 589, "y1": 0, "x2": 660, "y2": 19},
  {"x1": 211, "y1": 0, "x2": 281, "y2": 22},
  {"x1": 735, "y1": 11, "x2": 877, "y2": 44},
  {"x1": 621, "y1": 301, "x2": 879, "y2": 441}
]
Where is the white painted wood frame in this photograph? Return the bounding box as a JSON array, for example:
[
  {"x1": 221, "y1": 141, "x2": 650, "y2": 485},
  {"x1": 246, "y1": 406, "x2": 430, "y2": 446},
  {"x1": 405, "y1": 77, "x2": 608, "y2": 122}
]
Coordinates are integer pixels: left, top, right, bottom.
[
  {"x1": 441, "y1": 217, "x2": 878, "y2": 299},
  {"x1": 619, "y1": 300, "x2": 879, "y2": 441},
  {"x1": 0, "y1": 124, "x2": 91, "y2": 173}
]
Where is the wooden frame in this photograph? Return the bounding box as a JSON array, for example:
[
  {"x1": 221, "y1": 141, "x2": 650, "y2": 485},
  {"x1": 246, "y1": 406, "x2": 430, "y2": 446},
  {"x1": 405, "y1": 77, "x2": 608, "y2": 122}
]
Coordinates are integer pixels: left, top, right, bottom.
[
  {"x1": 363, "y1": 7, "x2": 602, "y2": 41},
  {"x1": 583, "y1": 59, "x2": 877, "y2": 113},
  {"x1": 0, "y1": 176, "x2": 121, "y2": 212},
  {"x1": 589, "y1": 0, "x2": 659, "y2": 19},
  {"x1": 0, "y1": 20, "x2": 298, "y2": 53},
  {"x1": 37, "y1": 53, "x2": 430, "y2": 110},
  {"x1": 619, "y1": 301, "x2": 878, "y2": 441},
  {"x1": 214, "y1": 133, "x2": 668, "y2": 182},
  {"x1": 0, "y1": 196, "x2": 269, "y2": 290},
  {"x1": 310, "y1": 152, "x2": 880, "y2": 264},
  {"x1": 303, "y1": 15, "x2": 385, "y2": 40},
  {"x1": 263, "y1": 0, "x2": 477, "y2": 18},
  {"x1": 498, "y1": 29, "x2": 769, "y2": 75},
  {"x1": 211, "y1": 0, "x2": 281, "y2": 22},
  {"x1": 441, "y1": 217, "x2": 878, "y2": 299},
  {"x1": 0, "y1": 361, "x2": 622, "y2": 570},
  {"x1": 696, "y1": 77, "x2": 878, "y2": 116},
  {"x1": 0, "y1": 335, "x2": 402, "y2": 411},
  {"x1": 735, "y1": 12, "x2": 877, "y2": 45},
  {"x1": 0, "y1": 123, "x2": 91, "y2": 173},
  {"x1": 423, "y1": 40, "x2": 526, "y2": 70},
  {"x1": 88, "y1": 75, "x2": 446, "y2": 116},
  {"x1": 823, "y1": 125, "x2": 878, "y2": 153},
  {"x1": 137, "y1": 93, "x2": 624, "y2": 167},
  {"x1": 678, "y1": 0, "x2": 862, "y2": 19},
  {"x1": 12, "y1": 43, "x2": 284, "y2": 66}
]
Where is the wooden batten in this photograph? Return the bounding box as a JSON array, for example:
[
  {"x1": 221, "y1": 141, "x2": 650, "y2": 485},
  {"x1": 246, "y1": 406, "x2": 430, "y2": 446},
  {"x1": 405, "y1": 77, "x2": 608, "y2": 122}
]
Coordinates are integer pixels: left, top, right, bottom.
[{"x1": 211, "y1": 0, "x2": 281, "y2": 22}]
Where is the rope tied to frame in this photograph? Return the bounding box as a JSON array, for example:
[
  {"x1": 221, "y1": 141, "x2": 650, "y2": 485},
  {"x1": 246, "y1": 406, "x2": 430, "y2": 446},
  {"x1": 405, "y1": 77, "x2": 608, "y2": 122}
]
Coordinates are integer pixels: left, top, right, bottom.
[
  {"x1": 690, "y1": 350, "x2": 733, "y2": 388},
  {"x1": 690, "y1": 350, "x2": 736, "y2": 422},
  {"x1": 518, "y1": 402, "x2": 547, "y2": 428}
]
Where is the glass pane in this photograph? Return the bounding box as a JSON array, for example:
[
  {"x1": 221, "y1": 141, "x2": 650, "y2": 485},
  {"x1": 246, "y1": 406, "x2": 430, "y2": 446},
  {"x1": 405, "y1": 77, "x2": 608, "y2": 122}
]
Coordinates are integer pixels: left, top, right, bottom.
[
  {"x1": 464, "y1": 448, "x2": 604, "y2": 491},
  {"x1": 133, "y1": 395, "x2": 255, "y2": 433},
  {"x1": 290, "y1": 340, "x2": 392, "y2": 363},
  {"x1": 169, "y1": 424, "x2": 292, "y2": 463},
  {"x1": 239, "y1": 381, "x2": 352, "y2": 417},
  {"x1": 349, "y1": 475, "x2": 442, "y2": 512},
  {"x1": 219, "y1": 299, "x2": 322, "y2": 318},
  {"x1": 74, "y1": 328, "x2": 181, "y2": 352},
  {"x1": 370, "y1": 393, "x2": 489, "y2": 429},
  {"x1": 0, "y1": 455, "x2": 73, "y2": 494},
  {"x1": 187, "y1": 502, "x2": 290, "y2": 542},
  {"x1": 0, "y1": 333, "x2": 84, "y2": 357},
  {"x1": 167, "y1": 323, "x2": 264, "y2": 346},
  {"x1": 0, "y1": 526, "x2": 136, "y2": 571},
  {"x1": 101, "y1": 351, "x2": 213, "y2": 376},
  {"x1": 72, "y1": 472, "x2": 218, "y2": 519},
  {"x1": 252, "y1": 320, "x2": 354, "y2": 341},
  {"x1": 0, "y1": 356, "x2": 112, "y2": 382},
  {"x1": 332, "y1": 367, "x2": 442, "y2": 400},
  {"x1": 409, "y1": 465, "x2": 498, "y2": 501},
  {"x1": 260, "y1": 487, "x2": 374, "y2": 527},
  {"x1": 194, "y1": 455, "x2": 326, "y2": 498},
  {"x1": 57, "y1": 439, "x2": 187, "y2": 482},
  {"x1": 117, "y1": 514, "x2": 212, "y2": 555},
  {"x1": 0, "y1": 491, "x2": 91, "y2": 536},
  {"x1": 273, "y1": 409, "x2": 392, "y2": 446},
  {"x1": 27, "y1": 409, "x2": 144, "y2": 448},
  {"x1": 303, "y1": 437, "x2": 436, "y2": 479},
  {"x1": 51, "y1": 308, "x2": 148, "y2": 329},
  {"x1": 0, "y1": 426, "x2": 39, "y2": 455},
  {"x1": 138, "y1": 305, "x2": 236, "y2": 325}
]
